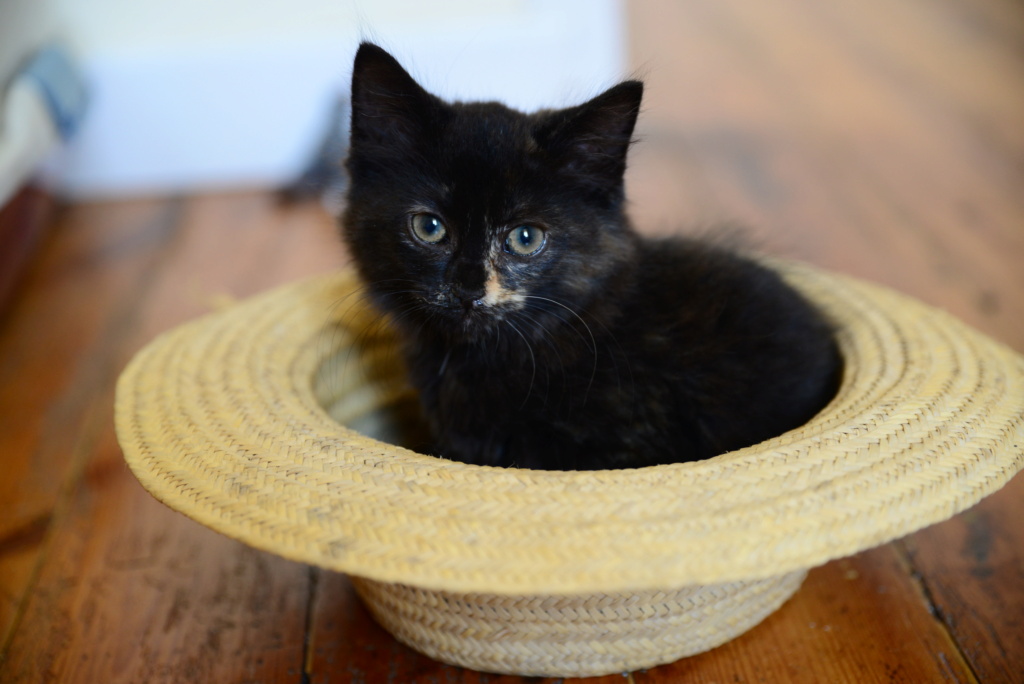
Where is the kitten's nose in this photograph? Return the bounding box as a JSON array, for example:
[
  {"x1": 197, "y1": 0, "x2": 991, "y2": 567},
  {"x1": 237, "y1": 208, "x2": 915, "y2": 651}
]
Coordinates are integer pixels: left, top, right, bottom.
[{"x1": 442, "y1": 284, "x2": 485, "y2": 310}]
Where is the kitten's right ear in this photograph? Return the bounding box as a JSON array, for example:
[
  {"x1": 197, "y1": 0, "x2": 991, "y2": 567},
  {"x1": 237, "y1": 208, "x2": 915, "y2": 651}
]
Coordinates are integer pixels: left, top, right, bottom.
[
  {"x1": 533, "y1": 80, "x2": 644, "y2": 195},
  {"x1": 349, "y1": 43, "x2": 437, "y2": 152}
]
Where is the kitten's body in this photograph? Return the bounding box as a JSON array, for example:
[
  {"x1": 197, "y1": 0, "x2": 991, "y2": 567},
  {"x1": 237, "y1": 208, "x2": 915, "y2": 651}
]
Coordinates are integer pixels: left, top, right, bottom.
[{"x1": 343, "y1": 44, "x2": 841, "y2": 470}]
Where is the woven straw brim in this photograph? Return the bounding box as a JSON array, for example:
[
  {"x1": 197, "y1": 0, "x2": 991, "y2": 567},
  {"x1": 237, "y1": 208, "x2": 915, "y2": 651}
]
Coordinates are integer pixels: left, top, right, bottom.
[{"x1": 115, "y1": 264, "x2": 1024, "y2": 596}]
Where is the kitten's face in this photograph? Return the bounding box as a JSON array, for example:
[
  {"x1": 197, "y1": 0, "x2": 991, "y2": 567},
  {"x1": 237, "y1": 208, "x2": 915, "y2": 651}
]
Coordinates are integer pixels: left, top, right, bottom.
[{"x1": 342, "y1": 44, "x2": 643, "y2": 342}]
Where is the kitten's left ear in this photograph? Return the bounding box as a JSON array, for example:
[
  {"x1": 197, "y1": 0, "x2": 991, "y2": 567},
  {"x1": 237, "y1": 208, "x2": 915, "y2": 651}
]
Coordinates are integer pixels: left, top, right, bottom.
[
  {"x1": 349, "y1": 43, "x2": 439, "y2": 154},
  {"x1": 534, "y1": 80, "x2": 644, "y2": 189}
]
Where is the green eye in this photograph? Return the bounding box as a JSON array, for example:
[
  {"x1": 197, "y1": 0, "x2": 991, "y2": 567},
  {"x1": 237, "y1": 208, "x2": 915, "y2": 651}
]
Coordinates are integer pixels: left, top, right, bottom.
[
  {"x1": 505, "y1": 225, "x2": 546, "y2": 256},
  {"x1": 410, "y1": 213, "x2": 447, "y2": 244}
]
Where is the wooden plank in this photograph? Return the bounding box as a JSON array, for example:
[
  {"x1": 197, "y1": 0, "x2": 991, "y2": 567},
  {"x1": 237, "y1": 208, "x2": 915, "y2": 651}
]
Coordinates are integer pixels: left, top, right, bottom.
[
  {"x1": 0, "y1": 198, "x2": 183, "y2": 645},
  {"x1": 1, "y1": 429, "x2": 310, "y2": 683},
  {"x1": 899, "y1": 478, "x2": 1024, "y2": 682},
  {"x1": 0, "y1": 198, "x2": 180, "y2": 534},
  {"x1": 1, "y1": 193, "x2": 342, "y2": 682}
]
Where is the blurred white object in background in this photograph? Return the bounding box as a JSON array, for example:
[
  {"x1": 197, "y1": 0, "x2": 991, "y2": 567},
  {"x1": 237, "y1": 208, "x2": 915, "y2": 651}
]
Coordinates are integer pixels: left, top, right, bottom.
[
  {"x1": 25, "y1": 0, "x2": 625, "y2": 199},
  {"x1": 0, "y1": 47, "x2": 88, "y2": 206}
]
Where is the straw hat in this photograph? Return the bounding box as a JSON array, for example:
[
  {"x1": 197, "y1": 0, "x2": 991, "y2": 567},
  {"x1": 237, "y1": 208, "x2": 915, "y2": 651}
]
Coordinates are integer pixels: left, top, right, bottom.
[{"x1": 115, "y1": 263, "x2": 1024, "y2": 677}]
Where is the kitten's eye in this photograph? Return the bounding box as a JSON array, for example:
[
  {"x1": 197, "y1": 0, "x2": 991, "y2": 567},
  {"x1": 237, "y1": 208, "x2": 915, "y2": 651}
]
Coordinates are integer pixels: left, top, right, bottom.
[
  {"x1": 504, "y1": 225, "x2": 547, "y2": 256},
  {"x1": 410, "y1": 213, "x2": 447, "y2": 245}
]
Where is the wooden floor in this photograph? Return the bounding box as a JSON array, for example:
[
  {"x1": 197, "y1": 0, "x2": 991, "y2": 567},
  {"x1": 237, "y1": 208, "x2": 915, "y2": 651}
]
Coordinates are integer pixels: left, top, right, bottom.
[{"x1": 2, "y1": 0, "x2": 1023, "y2": 681}]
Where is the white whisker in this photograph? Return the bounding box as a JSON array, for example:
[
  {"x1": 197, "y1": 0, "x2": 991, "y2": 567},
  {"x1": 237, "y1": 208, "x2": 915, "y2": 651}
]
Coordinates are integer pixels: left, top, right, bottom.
[{"x1": 523, "y1": 295, "x2": 599, "y2": 404}]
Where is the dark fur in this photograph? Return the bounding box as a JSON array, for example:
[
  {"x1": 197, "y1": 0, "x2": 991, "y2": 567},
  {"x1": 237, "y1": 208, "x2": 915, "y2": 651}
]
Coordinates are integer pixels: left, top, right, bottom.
[{"x1": 341, "y1": 43, "x2": 841, "y2": 470}]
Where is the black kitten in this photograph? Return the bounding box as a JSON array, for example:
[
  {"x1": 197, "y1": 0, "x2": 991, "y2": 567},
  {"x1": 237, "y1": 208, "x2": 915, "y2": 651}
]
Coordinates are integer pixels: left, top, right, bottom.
[{"x1": 341, "y1": 43, "x2": 841, "y2": 470}]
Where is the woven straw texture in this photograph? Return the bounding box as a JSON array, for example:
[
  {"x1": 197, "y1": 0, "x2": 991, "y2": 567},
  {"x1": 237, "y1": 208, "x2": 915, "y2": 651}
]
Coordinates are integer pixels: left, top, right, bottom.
[
  {"x1": 349, "y1": 570, "x2": 806, "y2": 676},
  {"x1": 115, "y1": 263, "x2": 1024, "y2": 675}
]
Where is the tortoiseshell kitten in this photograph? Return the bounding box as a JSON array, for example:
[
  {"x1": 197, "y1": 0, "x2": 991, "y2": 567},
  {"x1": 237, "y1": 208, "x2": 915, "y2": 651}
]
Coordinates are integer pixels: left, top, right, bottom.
[{"x1": 341, "y1": 43, "x2": 841, "y2": 470}]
